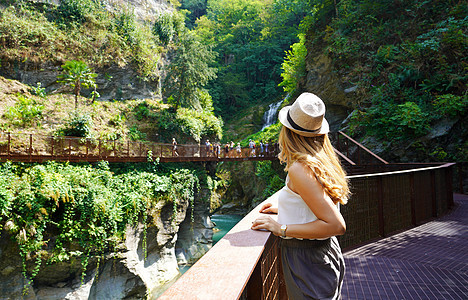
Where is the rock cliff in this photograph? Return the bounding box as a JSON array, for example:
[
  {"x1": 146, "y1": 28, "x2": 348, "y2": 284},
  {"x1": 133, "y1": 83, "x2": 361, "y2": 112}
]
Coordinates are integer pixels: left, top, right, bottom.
[
  {"x1": 0, "y1": 0, "x2": 174, "y2": 102},
  {"x1": 0, "y1": 191, "x2": 214, "y2": 299}
]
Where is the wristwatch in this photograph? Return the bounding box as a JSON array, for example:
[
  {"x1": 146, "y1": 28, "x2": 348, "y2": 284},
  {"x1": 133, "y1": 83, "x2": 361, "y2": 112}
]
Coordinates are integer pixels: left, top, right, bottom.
[{"x1": 280, "y1": 224, "x2": 288, "y2": 238}]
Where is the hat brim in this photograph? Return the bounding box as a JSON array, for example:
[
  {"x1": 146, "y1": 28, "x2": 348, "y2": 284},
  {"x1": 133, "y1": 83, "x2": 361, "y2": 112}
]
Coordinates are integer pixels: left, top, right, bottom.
[{"x1": 278, "y1": 106, "x2": 329, "y2": 137}]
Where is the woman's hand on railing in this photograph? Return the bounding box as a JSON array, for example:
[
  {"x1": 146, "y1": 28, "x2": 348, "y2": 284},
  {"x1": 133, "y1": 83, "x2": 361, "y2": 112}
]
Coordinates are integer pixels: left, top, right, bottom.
[
  {"x1": 259, "y1": 202, "x2": 278, "y2": 214},
  {"x1": 251, "y1": 215, "x2": 281, "y2": 236}
]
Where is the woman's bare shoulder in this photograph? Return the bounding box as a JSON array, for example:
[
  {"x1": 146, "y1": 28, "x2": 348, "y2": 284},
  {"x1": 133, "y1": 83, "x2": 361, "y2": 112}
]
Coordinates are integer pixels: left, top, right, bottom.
[
  {"x1": 288, "y1": 161, "x2": 315, "y2": 181},
  {"x1": 288, "y1": 161, "x2": 323, "y2": 198}
]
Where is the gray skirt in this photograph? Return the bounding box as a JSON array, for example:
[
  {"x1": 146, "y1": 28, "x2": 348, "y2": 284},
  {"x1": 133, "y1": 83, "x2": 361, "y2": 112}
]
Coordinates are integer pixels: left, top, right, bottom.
[{"x1": 280, "y1": 236, "x2": 345, "y2": 300}]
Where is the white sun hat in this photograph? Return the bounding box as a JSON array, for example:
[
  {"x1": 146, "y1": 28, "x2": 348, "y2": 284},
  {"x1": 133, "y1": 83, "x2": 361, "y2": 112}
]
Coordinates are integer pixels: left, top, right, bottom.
[{"x1": 278, "y1": 92, "x2": 329, "y2": 137}]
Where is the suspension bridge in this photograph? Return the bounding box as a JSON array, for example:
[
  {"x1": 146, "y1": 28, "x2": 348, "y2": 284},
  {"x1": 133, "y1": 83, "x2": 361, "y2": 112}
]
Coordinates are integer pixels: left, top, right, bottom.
[{"x1": 0, "y1": 131, "x2": 387, "y2": 165}]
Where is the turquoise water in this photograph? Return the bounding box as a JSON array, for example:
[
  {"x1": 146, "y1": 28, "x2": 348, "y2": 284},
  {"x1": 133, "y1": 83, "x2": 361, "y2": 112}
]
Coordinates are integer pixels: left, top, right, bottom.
[
  {"x1": 178, "y1": 214, "x2": 243, "y2": 276},
  {"x1": 211, "y1": 214, "x2": 244, "y2": 245}
]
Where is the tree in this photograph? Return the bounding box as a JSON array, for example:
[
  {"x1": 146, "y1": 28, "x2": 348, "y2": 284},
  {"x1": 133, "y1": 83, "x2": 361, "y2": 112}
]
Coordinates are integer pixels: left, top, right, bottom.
[
  {"x1": 164, "y1": 32, "x2": 217, "y2": 110},
  {"x1": 279, "y1": 33, "x2": 307, "y2": 94},
  {"x1": 193, "y1": 0, "x2": 311, "y2": 119},
  {"x1": 180, "y1": 0, "x2": 208, "y2": 29},
  {"x1": 57, "y1": 60, "x2": 97, "y2": 110}
]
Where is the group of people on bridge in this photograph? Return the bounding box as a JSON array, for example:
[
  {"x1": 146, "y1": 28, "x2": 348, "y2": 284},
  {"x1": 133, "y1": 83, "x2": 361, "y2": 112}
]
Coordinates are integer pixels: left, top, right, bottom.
[{"x1": 171, "y1": 137, "x2": 279, "y2": 159}]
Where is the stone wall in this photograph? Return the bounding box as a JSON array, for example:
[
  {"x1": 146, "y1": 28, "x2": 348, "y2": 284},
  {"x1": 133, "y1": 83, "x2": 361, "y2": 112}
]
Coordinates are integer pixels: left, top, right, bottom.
[{"x1": 0, "y1": 61, "x2": 161, "y2": 101}]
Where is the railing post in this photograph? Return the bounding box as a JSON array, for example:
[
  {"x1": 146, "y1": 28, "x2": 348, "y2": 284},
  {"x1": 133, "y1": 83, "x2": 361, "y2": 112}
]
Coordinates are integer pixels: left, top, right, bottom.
[
  {"x1": 7, "y1": 132, "x2": 10, "y2": 156},
  {"x1": 29, "y1": 134, "x2": 32, "y2": 162},
  {"x1": 430, "y1": 170, "x2": 437, "y2": 217},
  {"x1": 346, "y1": 139, "x2": 349, "y2": 159},
  {"x1": 410, "y1": 173, "x2": 416, "y2": 226},
  {"x1": 337, "y1": 132, "x2": 340, "y2": 151},
  {"x1": 377, "y1": 176, "x2": 385, "y2": 237},
  {"x1": 127, "y1": 140, "x2": 130, "y2": 158},
  {"x1": 357, "y1": 147, "x2": 361, "y2": 165},
  {"x1": 446, "y1": 166, "x2": 454, "y2": 208},
  {"x1": 68, "y1": 138, "x2": 71, "y2": 161},
  {"x1": 245, "y1": 261, "x2": 262, "y2": 299},
  {"x1": 459, "y1": 163, "x2": 464, "y2": 194}
]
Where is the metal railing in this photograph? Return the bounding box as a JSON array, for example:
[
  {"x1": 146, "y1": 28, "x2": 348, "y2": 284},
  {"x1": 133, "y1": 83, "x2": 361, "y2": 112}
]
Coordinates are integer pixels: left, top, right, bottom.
[
  {"x1": 330, "y1": 131, "x2": 389, "y2": 165},
  {"x1": 160, "y1": 162, "x2": 455, "y2": 299},
  {"x1": 0, "y1": 132, "x2": 279, "y2": 163}
]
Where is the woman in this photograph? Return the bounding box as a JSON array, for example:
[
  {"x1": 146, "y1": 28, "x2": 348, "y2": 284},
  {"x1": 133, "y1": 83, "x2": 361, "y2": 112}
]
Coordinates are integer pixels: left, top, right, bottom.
[
  {"x1": 251, "y1": 92, "x2": 350, "y2": 300},
  {"x1": 236, "y1": 142, "x2": 242, "y2": 157}
]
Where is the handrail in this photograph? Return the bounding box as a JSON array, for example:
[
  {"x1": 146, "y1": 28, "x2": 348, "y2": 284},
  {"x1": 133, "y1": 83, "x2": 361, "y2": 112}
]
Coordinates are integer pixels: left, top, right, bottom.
[
  {"x1": 338, "y1": 131, "x2": 389, "y2": 164},
  {"x1": 334, "y1": 148, "x2": 356, "y2": 165},
  {"x1": 347, "y1": 162, "x2": 455, "y2": 179},
  {"x1": 159, "y1": 192, "x2": 281, "y2": 300}
]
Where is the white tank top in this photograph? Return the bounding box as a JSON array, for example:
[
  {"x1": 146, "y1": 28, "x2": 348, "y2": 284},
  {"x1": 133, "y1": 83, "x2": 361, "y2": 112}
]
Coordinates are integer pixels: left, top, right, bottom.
[
  {"x1": 277, "y1": 175, "x2": 318, "y2": 225},
  {"x1": 277, "y1": 175, "x2": 336, "y2": 240}
]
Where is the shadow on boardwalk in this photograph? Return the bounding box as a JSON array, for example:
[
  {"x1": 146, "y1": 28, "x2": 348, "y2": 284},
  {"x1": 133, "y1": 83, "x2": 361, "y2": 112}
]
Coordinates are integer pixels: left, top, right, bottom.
[{"x1": 342, "y1": 193, "x2": 468, "y2": 299}]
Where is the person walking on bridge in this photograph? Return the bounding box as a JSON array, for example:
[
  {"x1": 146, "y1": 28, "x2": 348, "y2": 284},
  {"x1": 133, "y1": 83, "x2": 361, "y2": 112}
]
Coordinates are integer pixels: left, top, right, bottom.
[
  {"x1": 252, "y1": 92, "x2": 349, "y2": 300},
  {"x1": 172, "y1": 137, "x2": 179, "y2": 157}
]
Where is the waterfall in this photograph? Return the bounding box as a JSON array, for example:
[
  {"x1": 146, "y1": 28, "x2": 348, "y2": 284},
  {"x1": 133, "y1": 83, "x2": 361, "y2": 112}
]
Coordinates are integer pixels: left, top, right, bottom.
[{"x1": 261, "y1": 96, "x2": 286, "y2": 130}]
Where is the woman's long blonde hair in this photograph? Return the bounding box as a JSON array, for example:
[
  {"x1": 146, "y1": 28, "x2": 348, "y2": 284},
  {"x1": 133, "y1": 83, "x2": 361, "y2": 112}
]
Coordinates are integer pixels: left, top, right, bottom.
[{"x1": 278, "y1": 127, "x2": 350, "y2": 205}]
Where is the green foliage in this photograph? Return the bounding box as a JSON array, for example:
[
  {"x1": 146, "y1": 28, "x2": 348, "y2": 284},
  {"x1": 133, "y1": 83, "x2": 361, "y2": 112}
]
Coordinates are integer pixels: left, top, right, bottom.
[
  {"x1": 30, "y1": 82, "x2": 47, "y2": 98},
  {"x1": 432, "y1": 94, "x2": 468, "y2": 118},
  {"x1": 391, "y1": 102, "x2": 430, "y2": 136},
  {"x1": 0, "y1": 2, "x2": 162, "y2": 82},
  {"x1": 158, "y1": 107, "x2": 223, "y2": 142},
  {"x1": 153, "y1": 11, "x2": 185, "y2": 45},
  {"x1": 57, "y1": 60, "x2": 97, "y2": 109},
  {"x1": 164, "y1": 31, "x2": 217, "y2": 110},
  {"x1": 241, "y1": 122, "x2": 281, "y2": 147},
  {"x1": 194, "y1": 0, "x2": 311, "y2": 120},
  {"x1": 56, "y1": 0, "x2": 98, "y2": 26},
  {"x1": 255, "y1": 160, "x2": 284, "y2": 199},
  {"x1": 0, "y1": 161, "x2": 199, "y2": 291},
  {"x1": 279, "y1": 33, "x2": 307, "y2": 94},
  {"x1": 180, "y1": 0, "x2": 207, "y2": 28},
  {"x1": 0, "y1": 5, "x2": 63, "y2": 61},
  {"x1": 132, "y1": 100, "x2": 158, "y2": 121},
  {"x1": 429, "y1": 147, "x2": 448, "y2": 161},
  {"x1": 4, "y1": 94, "x2": 44, "y2": 127},
  {"x1": 57, "y1": 111, "x2": 93, "y2": 138},
  {"x1": 351, "y1": 98, "x2": 430, "y2": 141},
  {"x1": 113, "y1": 8, "x2": 139, "y2": 46},
  {"x1": 108, "y1": 113, "x2": 126, "y2": 127},
  {"x1": 307, "y1": 0, "x2": 468, "y2": 145},
  {"x1": 128, "y1": 126, "x2": 147, "y2": 141}
]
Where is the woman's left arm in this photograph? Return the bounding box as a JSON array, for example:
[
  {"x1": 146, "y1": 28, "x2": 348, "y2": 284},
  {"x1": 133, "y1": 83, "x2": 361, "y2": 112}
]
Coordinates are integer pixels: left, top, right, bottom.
[{"x1": 252, "y1": 162, "x2": 346, "y2": 239}]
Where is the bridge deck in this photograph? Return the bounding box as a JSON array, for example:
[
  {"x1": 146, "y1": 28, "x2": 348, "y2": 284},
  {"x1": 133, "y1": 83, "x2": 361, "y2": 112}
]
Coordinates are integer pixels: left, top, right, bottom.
[{"x1": 342, "y1": 193, "x2": 468, "y2": 299}]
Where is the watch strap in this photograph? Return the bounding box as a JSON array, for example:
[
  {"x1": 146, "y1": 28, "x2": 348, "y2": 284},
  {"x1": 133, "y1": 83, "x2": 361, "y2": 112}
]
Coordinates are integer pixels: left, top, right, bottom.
[{"x1": 281, "y1": 224, "x2": 287, "y2": 238}]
